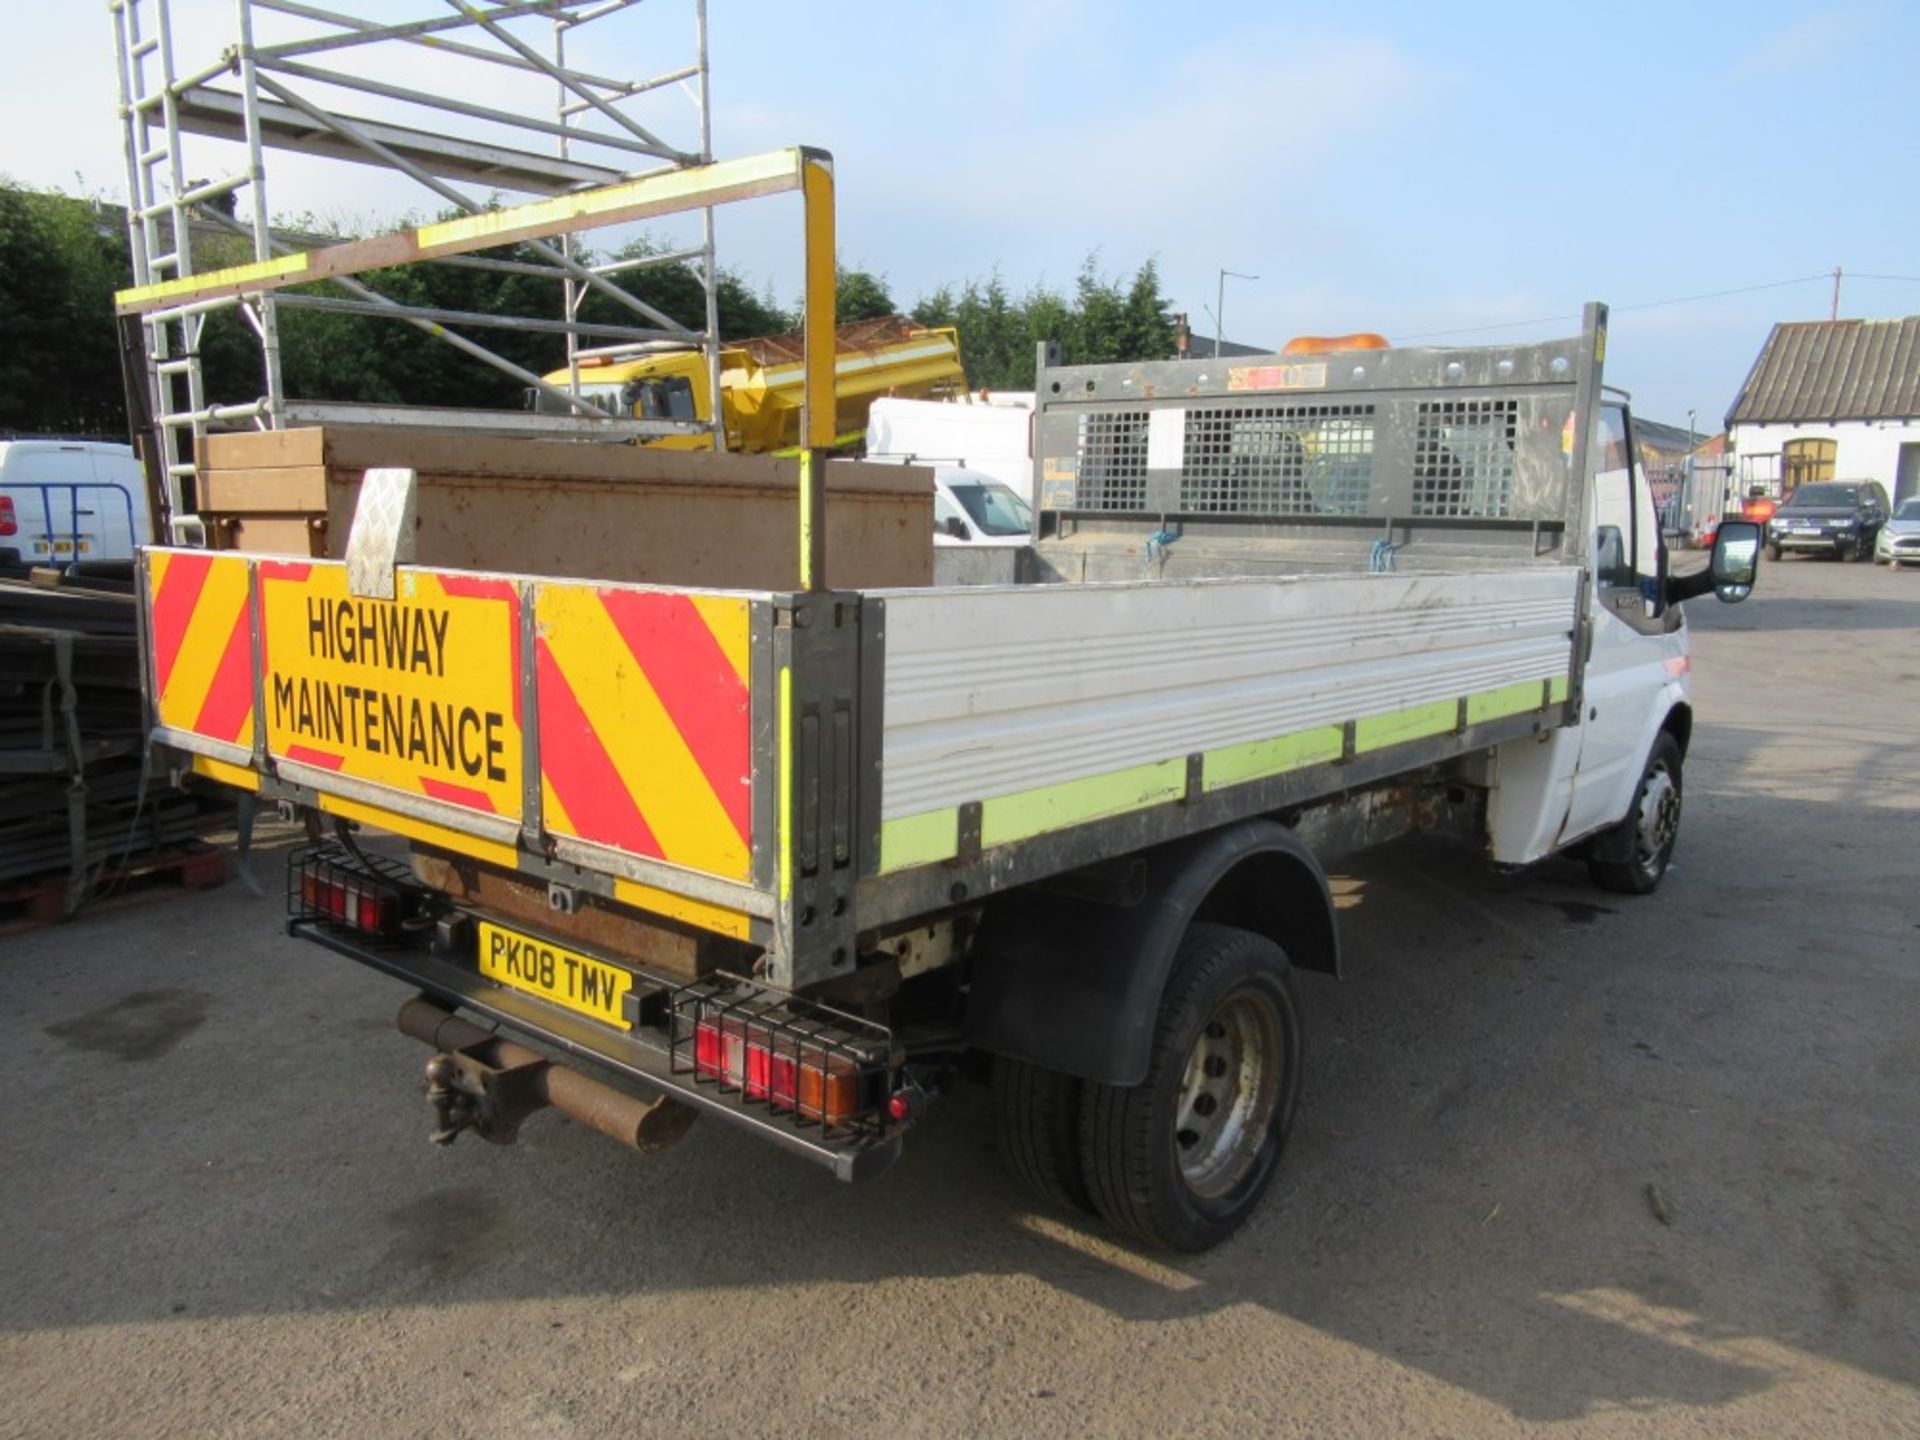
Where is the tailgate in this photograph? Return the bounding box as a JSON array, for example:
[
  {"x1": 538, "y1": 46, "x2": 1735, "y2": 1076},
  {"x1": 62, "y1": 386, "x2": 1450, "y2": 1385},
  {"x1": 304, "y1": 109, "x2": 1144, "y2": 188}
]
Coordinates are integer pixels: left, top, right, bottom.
[{"x1": 141, "y1": 547, "x2": 778, "y2": 941}]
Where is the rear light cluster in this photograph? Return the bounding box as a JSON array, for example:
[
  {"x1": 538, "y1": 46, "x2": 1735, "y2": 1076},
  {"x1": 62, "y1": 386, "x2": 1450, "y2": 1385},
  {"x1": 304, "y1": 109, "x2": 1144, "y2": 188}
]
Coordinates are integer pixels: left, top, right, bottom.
[
  {"x1": 0, "y1": 496, "x2": 16, "y2": 537},
  {"x1": 293, "y1": 850, "x2": 405, "y2": 935},
  {"x1": 673, "y1": 978, "x2": 892, "y2": 1134}
]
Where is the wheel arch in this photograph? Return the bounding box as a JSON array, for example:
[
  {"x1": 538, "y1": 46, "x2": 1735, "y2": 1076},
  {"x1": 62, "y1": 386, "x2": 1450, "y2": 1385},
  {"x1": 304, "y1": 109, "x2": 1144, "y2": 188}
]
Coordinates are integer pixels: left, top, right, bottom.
[
  {"x1": 1190, "y1": 847, "x2": 1339, "y2": 980},
  {"x1": 964, "y1": 818, "x2": 1337, "y2": 1086},
  {"x1": 1588, "y1": 711, "x2": 1689, "y2": 866}
]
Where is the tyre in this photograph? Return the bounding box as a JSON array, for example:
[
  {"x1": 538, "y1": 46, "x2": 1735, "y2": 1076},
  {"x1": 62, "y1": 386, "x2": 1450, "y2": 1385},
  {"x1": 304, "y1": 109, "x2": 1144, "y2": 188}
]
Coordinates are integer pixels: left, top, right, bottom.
[
  {"x1": 1767, "y1": 542, "x2": 1782, "y2": 562},
  {"x1": 1589, "y1": 731, "x2": 1684, "y2": 895},
  {"x1": 994, "y1": 1057, "x2": 1092, "y2": 1213},
  {"x1": 1079, "y1": 923, "x2": 1302, "y2": 1252}
]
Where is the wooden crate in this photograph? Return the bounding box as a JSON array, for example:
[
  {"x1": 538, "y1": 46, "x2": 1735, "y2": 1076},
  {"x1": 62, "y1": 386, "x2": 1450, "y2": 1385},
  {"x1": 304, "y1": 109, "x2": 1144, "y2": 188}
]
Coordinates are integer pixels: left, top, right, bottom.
[{"x1": 199, "y1": 426, "x2": 933, "y2": 588}]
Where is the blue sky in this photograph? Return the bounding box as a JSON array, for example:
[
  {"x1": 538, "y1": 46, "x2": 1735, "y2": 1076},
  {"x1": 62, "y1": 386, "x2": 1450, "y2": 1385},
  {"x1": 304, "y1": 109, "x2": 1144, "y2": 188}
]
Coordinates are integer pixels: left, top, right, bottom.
[{"x1": 6, "y1": 0, "x2": 1915, "y2": 426}]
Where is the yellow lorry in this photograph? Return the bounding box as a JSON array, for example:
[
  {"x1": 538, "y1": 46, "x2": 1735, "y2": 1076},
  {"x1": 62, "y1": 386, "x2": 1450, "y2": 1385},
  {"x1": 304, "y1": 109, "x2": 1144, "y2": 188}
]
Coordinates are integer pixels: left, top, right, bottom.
[{"x1": 531, "y1": 313, "x2": 965, "y2": 451}]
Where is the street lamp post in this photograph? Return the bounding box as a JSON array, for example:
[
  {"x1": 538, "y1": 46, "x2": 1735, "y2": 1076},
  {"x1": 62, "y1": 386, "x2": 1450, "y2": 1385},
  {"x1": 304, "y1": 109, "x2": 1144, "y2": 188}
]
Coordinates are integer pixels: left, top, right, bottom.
[
  {"x1": 1215, "y1": 268, "x2": 1258, "y2": 358},
  {"x1": 1684, "y1": 408, "x2": 1698, "y2": 542}
]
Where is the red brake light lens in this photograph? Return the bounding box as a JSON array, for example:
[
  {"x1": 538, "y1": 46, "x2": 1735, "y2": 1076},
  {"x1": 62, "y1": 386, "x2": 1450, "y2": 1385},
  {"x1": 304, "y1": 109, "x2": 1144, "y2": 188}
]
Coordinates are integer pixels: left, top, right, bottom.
[
  {"x1": 0, "y1": 496, "x2": 16, "y2": 537},
  {"x1": 300, "y1": 858, "x2": 401, "y2": 936},
  {"x1": 691, "y1": 1016, "x2": 862, "y2": 1123}
]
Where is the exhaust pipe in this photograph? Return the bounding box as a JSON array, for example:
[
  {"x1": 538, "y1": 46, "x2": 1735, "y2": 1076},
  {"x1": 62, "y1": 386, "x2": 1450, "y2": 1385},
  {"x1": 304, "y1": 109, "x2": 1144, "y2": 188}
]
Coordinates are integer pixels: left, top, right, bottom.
[{"x1": 397, "y1": 997, "x2": 696, "y2": 1154}]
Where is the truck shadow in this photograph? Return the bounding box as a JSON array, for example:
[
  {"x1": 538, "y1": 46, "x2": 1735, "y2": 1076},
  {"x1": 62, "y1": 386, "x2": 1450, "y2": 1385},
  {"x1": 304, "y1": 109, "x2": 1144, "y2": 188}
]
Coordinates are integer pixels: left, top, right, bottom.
[{"x1": 7, "y1": 793, "x2": 1915, "y2": 1425}]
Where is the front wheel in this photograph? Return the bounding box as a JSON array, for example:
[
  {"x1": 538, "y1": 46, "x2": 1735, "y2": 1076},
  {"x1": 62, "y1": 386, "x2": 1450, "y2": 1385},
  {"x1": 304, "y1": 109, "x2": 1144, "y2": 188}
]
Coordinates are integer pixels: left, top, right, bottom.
[
  {"x1": 1079, "y1": 924, "x2": 1302, "y2": 1251},
  {"x1": 1589, "y1": 732, "x2": 1684, "y2": 895}
]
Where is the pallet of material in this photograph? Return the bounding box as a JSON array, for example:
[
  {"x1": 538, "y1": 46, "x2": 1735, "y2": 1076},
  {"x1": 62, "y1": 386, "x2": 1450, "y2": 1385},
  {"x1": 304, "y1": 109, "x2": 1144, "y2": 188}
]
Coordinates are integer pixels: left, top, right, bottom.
[{"x1": 0, "y1": 577, "x2": 228, "y2": 918}]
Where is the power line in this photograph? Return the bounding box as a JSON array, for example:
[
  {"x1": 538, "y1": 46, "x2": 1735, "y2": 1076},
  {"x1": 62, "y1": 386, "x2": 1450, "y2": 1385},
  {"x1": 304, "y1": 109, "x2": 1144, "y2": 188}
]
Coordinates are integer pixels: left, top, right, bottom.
[{"x1": 1397, "y1": 272, "x2": 1834, "y2": 342}]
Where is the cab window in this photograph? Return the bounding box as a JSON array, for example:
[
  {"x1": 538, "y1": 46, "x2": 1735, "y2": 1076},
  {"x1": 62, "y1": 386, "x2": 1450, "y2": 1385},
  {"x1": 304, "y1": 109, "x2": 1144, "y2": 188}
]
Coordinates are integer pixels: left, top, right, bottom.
[
  {"x1": 1592, "y1": 405, "x2": 1636, "y2": 590},
  {"x1": 622, "y1": 375, "x2": 697, "y2": 422},
  {"x1": 1591, "y1": 402, "x2": 1666, "y2": 625}
]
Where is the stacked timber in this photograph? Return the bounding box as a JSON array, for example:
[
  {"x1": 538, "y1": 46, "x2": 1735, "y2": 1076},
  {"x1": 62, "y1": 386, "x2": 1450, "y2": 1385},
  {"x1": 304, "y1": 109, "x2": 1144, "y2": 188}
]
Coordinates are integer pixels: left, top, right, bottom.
[{"x1": 0, "y1": 571, "x2": 215, "y2": 918}]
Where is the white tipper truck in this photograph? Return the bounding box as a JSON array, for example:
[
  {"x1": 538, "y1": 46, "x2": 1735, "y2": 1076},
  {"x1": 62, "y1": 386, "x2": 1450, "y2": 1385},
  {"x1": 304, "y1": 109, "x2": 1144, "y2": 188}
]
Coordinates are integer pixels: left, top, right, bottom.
[{"x1": 134, "y1": 174, "x2": 1761, "y2": 1250}]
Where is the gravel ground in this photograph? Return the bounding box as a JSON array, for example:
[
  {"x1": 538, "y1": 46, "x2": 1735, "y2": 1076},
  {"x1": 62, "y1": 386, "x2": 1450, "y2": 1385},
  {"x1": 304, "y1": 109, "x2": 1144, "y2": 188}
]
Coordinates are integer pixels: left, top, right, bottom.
[{"x1": 2, "y1": 556, "x2": 1915, "y2": 1438}]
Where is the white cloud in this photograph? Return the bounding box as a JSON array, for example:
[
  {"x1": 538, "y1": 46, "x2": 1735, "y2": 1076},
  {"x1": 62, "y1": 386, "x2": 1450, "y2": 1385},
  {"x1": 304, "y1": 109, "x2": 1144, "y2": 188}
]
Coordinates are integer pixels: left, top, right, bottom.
[{"x1": 1732, "y1": 5, "x2": 1872, "y2": 77}]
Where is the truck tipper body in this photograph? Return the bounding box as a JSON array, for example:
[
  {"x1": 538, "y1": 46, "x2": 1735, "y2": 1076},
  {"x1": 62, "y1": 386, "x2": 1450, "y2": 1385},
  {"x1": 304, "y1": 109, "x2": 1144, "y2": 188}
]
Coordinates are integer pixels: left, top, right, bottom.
[
  {"x1": 532, "y1": 314, "x2": 966, "y2": 453},
  {"x1": 125, "y1": 150, "x2": 1762, "y2": 1251}
]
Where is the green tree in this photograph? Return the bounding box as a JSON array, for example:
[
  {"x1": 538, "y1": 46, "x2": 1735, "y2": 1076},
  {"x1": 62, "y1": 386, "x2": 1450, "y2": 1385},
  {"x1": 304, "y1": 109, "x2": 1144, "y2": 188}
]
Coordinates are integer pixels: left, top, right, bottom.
[
  {"x1": 0, "y1": 184, "x2": 130, "y2": 435},
  {"x1": 835, "y1": 266, "x2": 895, "y2": 322},
  {"x1": 910, "y1": 284, "x2": 956, "y2": 331},
  {"x1": 918, "y1": 254, "x2": 1174, "y2": 391},
  {"x1": 0, "y1": 178, "x2": 1181, "y2": 431}
]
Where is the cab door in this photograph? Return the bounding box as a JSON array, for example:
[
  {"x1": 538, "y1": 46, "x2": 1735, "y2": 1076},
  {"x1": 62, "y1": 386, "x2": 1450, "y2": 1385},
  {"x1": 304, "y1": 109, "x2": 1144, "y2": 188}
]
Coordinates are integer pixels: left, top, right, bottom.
[{"x1": 1563, "y1": 403, "x2": 1684, "y2": 842}]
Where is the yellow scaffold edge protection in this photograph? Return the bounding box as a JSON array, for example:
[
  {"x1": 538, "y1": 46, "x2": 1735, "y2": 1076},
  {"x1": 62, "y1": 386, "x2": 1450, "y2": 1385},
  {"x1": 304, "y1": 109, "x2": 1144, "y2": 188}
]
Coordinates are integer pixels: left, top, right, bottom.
[{"x1": 116, "y1": 147, "x2": 812, "y2": 315}]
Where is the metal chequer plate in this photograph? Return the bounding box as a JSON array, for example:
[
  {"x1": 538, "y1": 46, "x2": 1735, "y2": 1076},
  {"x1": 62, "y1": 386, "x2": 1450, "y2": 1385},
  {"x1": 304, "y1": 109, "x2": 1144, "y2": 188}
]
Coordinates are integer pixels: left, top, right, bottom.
[{"x1": 345, "y1": 466, "x2": 419, "y2": 600}]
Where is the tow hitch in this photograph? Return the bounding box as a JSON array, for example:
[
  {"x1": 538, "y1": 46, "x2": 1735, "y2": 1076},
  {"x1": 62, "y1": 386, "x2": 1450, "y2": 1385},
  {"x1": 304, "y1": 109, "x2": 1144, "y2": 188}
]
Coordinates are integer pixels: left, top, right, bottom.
[{"x1": 399, "y1": 997, "x2": 698, "y2": 1153}]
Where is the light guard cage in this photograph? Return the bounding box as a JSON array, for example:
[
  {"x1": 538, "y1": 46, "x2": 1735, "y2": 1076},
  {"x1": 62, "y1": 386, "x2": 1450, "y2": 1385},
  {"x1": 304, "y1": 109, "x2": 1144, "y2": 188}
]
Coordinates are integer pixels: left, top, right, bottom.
[{"x1": 108, "y1": 0, "x2": 809, "y2": 544}]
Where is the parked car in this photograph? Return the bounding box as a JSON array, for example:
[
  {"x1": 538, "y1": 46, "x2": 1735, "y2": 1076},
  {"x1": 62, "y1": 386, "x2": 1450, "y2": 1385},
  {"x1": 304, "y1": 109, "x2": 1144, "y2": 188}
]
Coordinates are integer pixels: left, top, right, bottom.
[
  {"x1": 1875, "y1": 496, "x2": 1920, "y2": 568},
  {"x1": 1765, "y1": 480, "x2": 1889, "y2": 561}
]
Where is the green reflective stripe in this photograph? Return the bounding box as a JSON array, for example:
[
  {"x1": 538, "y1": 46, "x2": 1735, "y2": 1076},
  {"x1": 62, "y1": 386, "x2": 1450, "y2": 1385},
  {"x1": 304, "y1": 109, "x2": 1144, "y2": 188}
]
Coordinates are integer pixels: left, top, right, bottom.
[
  {"x1": 1467, "y1": 678, "x2": 1549, "y2": 726},
  {"x1": 1203, "y1": 724, "x2": 1344, "y2": 791},
  {"x1": 874, "y1": 675, "x2": 1576, "y2": 874},
  {"x1": 879, "y1": 807, "x2": 958, "y2": 873},
  {"x1": 981, "y1": 758, "x2": 1185, "y2": 850},
  {"x1": 1354, "y1": 699, "x2": 1457, "y2": 752}
]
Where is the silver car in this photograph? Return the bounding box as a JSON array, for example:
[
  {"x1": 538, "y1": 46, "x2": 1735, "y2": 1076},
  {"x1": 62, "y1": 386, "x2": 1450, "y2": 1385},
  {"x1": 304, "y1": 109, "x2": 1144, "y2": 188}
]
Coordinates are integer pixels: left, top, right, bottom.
[{"x1": 1876, "y1": 497, "x2": 1920, "y2": 568}]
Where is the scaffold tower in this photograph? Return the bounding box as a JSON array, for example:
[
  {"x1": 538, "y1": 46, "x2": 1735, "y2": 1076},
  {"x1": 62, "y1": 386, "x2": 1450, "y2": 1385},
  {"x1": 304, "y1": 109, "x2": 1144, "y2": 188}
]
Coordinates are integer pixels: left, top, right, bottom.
[{"x1": 110, "y1": 0, "x2": 724, "y2": 540}]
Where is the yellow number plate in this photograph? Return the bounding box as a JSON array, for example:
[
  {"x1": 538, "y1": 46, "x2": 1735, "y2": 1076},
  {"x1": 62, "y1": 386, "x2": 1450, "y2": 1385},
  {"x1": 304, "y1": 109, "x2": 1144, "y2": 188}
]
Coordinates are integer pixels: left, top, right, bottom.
[{"x1": 476, "y1": 921, "x2": 632, "y2": 1030}]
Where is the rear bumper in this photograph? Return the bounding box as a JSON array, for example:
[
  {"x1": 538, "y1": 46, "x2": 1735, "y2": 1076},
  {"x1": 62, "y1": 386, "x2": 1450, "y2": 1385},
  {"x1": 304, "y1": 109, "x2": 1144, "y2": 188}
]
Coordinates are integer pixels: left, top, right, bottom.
[{"x1": 292, "y1": 918, "x2": 903, "y2": 1183}]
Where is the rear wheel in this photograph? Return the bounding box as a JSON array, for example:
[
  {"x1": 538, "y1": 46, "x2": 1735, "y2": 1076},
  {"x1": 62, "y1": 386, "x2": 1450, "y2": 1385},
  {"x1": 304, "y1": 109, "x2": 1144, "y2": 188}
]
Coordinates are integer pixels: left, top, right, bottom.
[
  {"x1": 994, "y1": 1057, "x2": 1091, "y2": 1213},
  {"x1": 1590, "y1": 731, "x2": 1684, "y2": 895},
  {"x1": 1079, "y1": 924, "x2": 1302, "y2": 1252}
]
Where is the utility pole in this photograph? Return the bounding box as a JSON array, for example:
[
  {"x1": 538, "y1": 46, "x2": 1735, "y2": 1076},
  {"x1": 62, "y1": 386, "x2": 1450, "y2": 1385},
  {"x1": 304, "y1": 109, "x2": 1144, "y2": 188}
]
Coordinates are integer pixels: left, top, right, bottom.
[
  {"x1": 1215, "y1": 268, "x2": 1258, "y2": 358},
  {"x1": 1831, "y1": 265, "x2": 1843, "y2": 321}
]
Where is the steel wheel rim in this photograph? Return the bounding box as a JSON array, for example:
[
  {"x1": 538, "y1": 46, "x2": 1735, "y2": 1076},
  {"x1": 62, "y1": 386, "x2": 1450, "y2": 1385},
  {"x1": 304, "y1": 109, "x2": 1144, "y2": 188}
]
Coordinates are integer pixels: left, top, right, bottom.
[
  {"x1": 1174, "y1": 989, "x2": 1283, "y2": 1200},
  {"x1": 1635, "y1": 763, "x2": 1681, "y2": 873}
]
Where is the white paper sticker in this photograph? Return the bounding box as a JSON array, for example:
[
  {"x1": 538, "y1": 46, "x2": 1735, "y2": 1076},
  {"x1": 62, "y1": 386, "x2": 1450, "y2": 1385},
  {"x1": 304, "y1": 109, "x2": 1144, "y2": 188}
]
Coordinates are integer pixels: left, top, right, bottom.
[{"x1": 1147, "y1": 408, "x2": 1187, "y2": 472}]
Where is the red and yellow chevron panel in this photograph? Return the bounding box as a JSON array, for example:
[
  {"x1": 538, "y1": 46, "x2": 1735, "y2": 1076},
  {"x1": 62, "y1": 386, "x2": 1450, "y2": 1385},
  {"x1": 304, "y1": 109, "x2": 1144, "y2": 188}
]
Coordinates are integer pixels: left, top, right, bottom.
[
  {"x1": 535, "y1": 583, "x2": 753, "y2": 882},
  {"x1": 147, "y1": 549, "x2": 256, "y2": 750},
  {"x1": 257, "y1": 560, "x2": 524, "y2": 820}
]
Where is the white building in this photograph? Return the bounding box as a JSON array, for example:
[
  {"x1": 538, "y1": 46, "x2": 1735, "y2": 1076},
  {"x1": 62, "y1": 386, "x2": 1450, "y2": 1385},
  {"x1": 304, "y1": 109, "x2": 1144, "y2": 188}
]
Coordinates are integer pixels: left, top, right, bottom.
[{"x1": 1725, "y1": 316, "x2": 1920, "y2": 504}]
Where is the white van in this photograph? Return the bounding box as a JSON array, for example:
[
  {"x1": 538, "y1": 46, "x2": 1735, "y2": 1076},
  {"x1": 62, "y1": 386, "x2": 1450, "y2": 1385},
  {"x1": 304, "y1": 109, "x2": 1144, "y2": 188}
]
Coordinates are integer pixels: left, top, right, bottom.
[
  {"x1": 865, "y1": 394, "x2": 1035, "y2": 501},
  {"x1": 932, "y1": 467, "x2": 1032, "y2": 549},
  {"x1": 0, "y1": 439, "x2": 152, "y2": 565}
]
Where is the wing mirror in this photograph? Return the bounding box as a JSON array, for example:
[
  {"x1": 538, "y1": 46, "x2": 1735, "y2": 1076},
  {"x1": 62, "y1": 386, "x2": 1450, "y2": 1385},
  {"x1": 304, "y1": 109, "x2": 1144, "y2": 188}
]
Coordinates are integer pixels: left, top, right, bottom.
[
  {"x1": 943, "y1": 515, "x2": 972, "y2": 541},
  {"x1": 1710, "y1": 519, "x2": 1761, "y2": 602}
]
